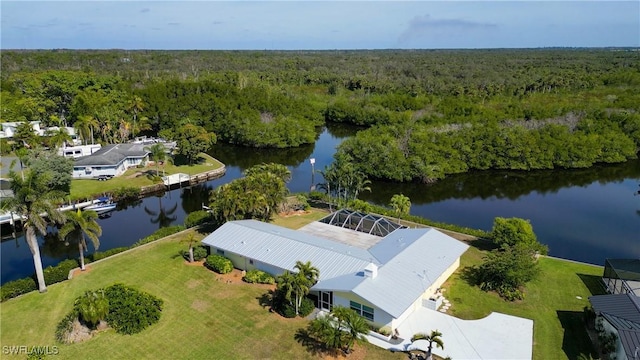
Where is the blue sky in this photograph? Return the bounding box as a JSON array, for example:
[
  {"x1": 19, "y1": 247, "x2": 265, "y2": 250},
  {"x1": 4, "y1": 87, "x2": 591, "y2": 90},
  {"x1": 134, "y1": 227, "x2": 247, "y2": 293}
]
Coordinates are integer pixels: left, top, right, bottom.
[{"x1": 1, "y1": 1, "x2": 638, "y2": 49}]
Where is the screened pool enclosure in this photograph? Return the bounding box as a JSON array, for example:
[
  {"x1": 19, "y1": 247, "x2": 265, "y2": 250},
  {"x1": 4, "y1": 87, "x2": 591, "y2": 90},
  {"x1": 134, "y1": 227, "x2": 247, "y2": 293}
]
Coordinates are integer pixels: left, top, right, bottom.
[
  {"x1": 318, "y1": 209, "x2": 406, "y2": 237},
  {"x1": 603, "y1": 258, "x2": 640, "y2": 296}
]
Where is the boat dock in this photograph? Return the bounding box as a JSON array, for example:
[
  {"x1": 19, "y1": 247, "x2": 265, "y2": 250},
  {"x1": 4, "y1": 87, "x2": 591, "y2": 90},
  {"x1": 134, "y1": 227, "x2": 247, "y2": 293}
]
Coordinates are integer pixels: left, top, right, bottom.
[{"x1": 0, "y1": 198, "x2": 105, "y2": 226}]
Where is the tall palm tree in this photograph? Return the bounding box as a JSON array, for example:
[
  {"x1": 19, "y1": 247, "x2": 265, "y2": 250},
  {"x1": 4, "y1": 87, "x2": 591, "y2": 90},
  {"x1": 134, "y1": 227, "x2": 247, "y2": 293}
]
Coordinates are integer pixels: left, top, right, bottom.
[
  {"x1": 58, "y1": 209, "x2": 102, "y2": 271},
  {"x1": 1, "y1": 170, "x2": 66, "y2": 292},
  {"x1": 276, "y1": 270, "x2": 296, "y2": 309},
  {"x1": 411, "y1": 330, "x2": 444, "y2": 360},
  {"x1": 293, "y1": 261, "x2": 319, "y2": 314},
  {"x1": 390, "y1": 193, "x2": 411, "y2": 223},
  {"x1": 144, "y1": 143, "x2": 167, "y2": 176},
  {"x1": 74, "y1": 114, "x2": 99, "y2": 145},
  {"x1": 127, "y1": 96, "x2": 146, "y2": 139}
]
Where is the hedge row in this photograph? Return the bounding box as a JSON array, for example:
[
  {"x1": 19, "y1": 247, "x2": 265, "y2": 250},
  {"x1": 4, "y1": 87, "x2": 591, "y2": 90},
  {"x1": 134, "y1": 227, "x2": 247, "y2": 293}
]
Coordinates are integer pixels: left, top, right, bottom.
[
  {"x1": 1, "y1": 225, "x2": 186, "y2": 302},
  {"x1": 1, "y1": 259, "x2": 79, "y2": 301},
  {"x1": 242, "y1": 269, "x2": 275, "y2": 284}
]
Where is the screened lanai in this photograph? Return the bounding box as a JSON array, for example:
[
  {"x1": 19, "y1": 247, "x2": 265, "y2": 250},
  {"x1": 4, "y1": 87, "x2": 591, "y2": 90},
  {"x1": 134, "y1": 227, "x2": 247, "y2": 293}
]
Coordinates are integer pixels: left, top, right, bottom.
[
  {"x1": 318, "y1": 209, "x2": 406, "y2": 238},
  {"x1": 603, "y1": 258, "x2": 640, "y2": 296}
]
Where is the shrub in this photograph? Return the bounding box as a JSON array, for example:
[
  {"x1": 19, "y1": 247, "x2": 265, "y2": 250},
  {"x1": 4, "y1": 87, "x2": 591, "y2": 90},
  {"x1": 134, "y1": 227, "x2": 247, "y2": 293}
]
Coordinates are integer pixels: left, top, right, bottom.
[
  {"x1": 111, "y1": 186, "x2": 140, "y2": 202},
  {"x1": 184, "y1": 210, "x2": 211, "y2": 228},
  {"x1": 74, "y1": 290, "x2": 109, "y2": 328},
  {"x1": 378, "y1": 326, "x2": 392, "y2": 336},
  {"x1": 133, "y1": 225, "x2": 185, "y2": 247},
  {"x1": 44, "y1": 259, "x2": 78, "y2": 285},
  {"x1": 298, "y1": 297, "x2": 315, "y2": 317},
  {"x1": 281, "y1": 303, "x2": 297, "y2": 318},
  {"x1": 104, "y1": 283, "x2": 163, "y2": 335},
  {"x1": 308, "y1": 190, "x2": 325, "y2": 201},
  {"x1": 55, "y1": 310, "x2": 79, "y2": 343},
  {"x1": 242, "y1": 269, "x2": 275, "y2": 284},
  {"x1": 205, "y1": 254, "x2": 233, "y2": 274},
  {"x1": 90, "y1": 247, "x2": 130, "y2": 261},
  {"x1": 1, "y1": 277, "x2": 37, "y2": 302}
]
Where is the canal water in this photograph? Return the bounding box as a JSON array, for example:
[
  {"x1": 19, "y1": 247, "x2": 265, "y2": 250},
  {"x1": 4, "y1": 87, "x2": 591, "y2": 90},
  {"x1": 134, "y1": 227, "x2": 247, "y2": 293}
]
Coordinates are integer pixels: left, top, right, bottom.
[{"x1": 1, "y1": 123, "x2": 639, "y2": 284}]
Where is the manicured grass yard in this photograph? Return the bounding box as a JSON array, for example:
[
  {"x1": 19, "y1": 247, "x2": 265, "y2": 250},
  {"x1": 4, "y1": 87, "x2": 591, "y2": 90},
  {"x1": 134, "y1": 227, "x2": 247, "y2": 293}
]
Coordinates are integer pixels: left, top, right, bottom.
[
  {"x1": 69, "y1": 153, "x2": 224, "y2": 200},
  {"x1": 0, "y1": 229, "x2": 402, "y2": 360},
  {"x1": 444, "y1": 243, "x2": 605, "y2": 360},
  {"x1": 271, "y1": 208, "x2": 329, "y2": 229}
]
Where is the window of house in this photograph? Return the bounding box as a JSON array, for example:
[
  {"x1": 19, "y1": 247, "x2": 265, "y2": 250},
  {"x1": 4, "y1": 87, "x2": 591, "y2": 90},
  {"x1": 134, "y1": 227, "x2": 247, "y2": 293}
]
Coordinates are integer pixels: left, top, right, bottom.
[
  {"x1": 249, "y1": 259, "x2": 254, "y2": 265},
  {"x1": 216, "y1": 249, "x2": 225, "y2": 255},
  {"x1": 349, "y1": 300, "x2": 374, "y2": 321}
]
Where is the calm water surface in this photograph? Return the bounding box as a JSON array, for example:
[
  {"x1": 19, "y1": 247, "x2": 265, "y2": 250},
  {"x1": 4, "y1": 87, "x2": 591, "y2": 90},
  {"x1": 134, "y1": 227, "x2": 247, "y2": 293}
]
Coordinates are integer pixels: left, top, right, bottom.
[{"x1": 1, "y1": 124, "x2": 639, "y2": 283}]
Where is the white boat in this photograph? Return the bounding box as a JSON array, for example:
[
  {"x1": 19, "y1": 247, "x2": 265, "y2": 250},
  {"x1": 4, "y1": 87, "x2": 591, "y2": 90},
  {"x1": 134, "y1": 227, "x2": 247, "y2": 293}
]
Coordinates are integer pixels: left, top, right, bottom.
[{"x1": 84, "y1": 197, "x2": 117, "y2": 214}]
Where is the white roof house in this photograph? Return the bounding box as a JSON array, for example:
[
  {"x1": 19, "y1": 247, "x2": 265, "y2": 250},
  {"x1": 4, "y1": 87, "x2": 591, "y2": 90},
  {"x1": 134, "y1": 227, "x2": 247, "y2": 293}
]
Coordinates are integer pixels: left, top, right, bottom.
[{"x1": 202, "y1": 219, "x2": 469, "y2": 329}]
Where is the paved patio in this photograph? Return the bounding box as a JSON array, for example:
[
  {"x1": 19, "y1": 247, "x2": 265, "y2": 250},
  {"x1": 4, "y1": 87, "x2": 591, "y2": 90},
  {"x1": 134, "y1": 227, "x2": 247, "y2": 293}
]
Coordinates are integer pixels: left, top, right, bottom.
[{"x1": 366, "y1": 307, "x2": 533, "y2": 360}]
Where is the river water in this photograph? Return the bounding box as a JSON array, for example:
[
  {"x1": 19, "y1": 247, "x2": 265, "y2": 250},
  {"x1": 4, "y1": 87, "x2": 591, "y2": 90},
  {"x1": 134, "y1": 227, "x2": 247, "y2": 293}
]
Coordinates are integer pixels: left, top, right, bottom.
[{"x1": 1, "y1": 123, "x2": 639, "y2": 284}]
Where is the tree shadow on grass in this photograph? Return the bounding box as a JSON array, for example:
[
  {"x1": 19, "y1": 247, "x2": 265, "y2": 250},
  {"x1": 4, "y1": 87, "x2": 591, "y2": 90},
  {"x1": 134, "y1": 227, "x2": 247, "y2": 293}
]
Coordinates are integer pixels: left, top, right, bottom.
[
  {"x1": 294, "y1": 328, "x2": 334, "y2": 357},
  {"x1": 467, "y1": 238, "x2": 498, "y2": 252},
  {"x1": 557, "y1": 310, "x2": 598, "y2": 360},
  {"x1": 460, "y1": 266, "x2": 481, "y2": 287},
  {"x1": 577, "y1": 274, "x2": 607, "y2": 296},
  {"x1": 256, "y1": 290, "x2": 275, "y2": 309}
]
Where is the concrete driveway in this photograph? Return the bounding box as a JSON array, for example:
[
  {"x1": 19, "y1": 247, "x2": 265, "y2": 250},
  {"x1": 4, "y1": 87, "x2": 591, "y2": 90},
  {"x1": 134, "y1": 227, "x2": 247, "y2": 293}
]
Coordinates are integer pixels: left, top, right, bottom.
[{"x1": 367, "y1": 307, "x2": 533, "y2": 360}]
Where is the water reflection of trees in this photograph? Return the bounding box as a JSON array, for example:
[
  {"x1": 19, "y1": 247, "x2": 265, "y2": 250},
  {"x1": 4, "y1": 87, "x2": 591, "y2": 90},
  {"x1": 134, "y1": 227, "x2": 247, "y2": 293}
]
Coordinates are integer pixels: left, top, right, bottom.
[
  {"x1": 361, "y1": 160, "x2": 640, "y2": 205},
  {"x1": 180, "y1": 183, "x2": 214, "y2": 214},
  {"x1": 41, "y1": 231, "x2": 77, "y2": 259},
  {"x1": 208, "y1": 142, "x2": 315, "y2": 169},
  {"x1": 144, "y1": 192, "x2": 178, "y2": 229}
]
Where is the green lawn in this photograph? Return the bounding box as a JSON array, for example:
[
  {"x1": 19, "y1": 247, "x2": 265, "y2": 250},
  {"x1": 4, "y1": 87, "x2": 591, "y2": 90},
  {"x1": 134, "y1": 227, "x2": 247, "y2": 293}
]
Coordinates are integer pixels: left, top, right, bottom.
[
  {"x1": 70, "y1": 153, "x2": 224, "y2": 200},
  {"x1": 444, "y1": 244, "x2": 605, "y2": 360},
  {"x1": 271, "y1": 208, "x2": 329, "y2": 229},
  {"x1": 0, "y1": 228, "x2": 402, "y2": 360}
]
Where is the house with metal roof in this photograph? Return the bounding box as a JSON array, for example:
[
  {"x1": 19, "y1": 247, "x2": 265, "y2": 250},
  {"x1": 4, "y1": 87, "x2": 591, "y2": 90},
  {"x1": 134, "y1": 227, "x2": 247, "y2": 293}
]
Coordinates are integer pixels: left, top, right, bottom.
[
  {"x1": 201, "y1": 219, "x2": 469, "y2": 330},
  {"x1": 72, "y1": 143, "x2": 148, "y2": 179},
  {"x1": 589, "y1": 292, "x2": 640, "y2": 360}
]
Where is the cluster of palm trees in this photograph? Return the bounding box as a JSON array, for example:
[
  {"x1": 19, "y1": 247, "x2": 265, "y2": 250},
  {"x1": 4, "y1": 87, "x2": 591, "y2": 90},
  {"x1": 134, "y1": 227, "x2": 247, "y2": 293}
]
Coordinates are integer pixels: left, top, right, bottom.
[
  {"x1": 1, "y1": 168, "x2": 102, "y2": 293},
  {"x1": 305, "y1": 306, "x2": 370, "y2": 354},
  {"x1": 317, "y1": 154, "x2": 371, "y2": 206},
  {"x1": 275, "y1": 260, "x2": 319, "y2": 315},
  {"x1": 209, "y1": 163, "x2": 290, "y2": 223}
]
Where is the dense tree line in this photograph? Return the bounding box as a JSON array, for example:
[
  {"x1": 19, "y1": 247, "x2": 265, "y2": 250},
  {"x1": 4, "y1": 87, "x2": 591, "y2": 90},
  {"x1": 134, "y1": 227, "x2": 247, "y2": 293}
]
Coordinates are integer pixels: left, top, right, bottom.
[{"x1": 1, "y1": 49, "x2": 638, "y2": 179}]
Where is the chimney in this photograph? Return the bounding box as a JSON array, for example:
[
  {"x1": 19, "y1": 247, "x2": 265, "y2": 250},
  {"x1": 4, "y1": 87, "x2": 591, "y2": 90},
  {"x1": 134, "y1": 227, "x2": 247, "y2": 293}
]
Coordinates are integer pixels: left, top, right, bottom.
[{"x1": 363, "y1": 263, "x2": 378, "y2": 279}]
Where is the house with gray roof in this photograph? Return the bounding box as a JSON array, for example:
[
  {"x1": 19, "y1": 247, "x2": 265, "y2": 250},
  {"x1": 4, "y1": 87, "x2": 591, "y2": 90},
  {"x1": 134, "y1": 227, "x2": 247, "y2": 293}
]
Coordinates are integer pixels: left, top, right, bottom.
[
  {"x1": 590, "y1": 292, "x2": 640, "y2": 360},
  {"x1": 72, "y1": 143, "x2": 148, "y2": 179},
  {"x1": 201, "y1": 218, "x2": 469, "y2": 330}
]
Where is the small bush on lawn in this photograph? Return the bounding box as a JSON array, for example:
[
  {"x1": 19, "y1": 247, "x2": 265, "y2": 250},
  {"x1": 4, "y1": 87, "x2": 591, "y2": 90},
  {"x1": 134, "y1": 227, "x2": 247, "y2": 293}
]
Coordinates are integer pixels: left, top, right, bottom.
[
  {"x1": 298, "y1": 297, "x2": 315, "y2": 317},
  {"x1": 181, "y1": 245, "x2": 208, "y2": 262},
  {"x1": 281, "y1": 303, "x2": 297, "y2": 318},
  {"x1": 184, "y1": 210, "x2": 212, "y2": 228},
  {"x1": 205, "y1": 254, "x2": 233, "y2": 274},
  {"x1": 74, "y1": 290, "x2": 109, "y2": 328},
  {"x1": 104, "y1": 283, "x2": 163, "y2": 335},
  {"x1": 242, "y1": 270, "x2": 275, "y2": 284},
  {"x1": 1, "y1": 277, "x2": 37, "y2": 301},
  {"x1": 44, "y1": 259, "x2": 78, "y2": 285}
]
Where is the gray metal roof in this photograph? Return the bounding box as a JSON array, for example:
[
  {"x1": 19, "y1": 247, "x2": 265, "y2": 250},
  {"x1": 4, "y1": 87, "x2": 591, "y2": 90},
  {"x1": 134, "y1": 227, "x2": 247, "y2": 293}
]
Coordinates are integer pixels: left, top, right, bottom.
[
  {"x1": 590, "y1": 293, "x2": 640, "y2": 325},
  {"x1": 201, "y1": 220, "x2": 374, "y2": 281},
  {"x1": 204, "y1": 220, "x2": 469, "y2": 319},
  {"x1": 74, "y1": 143, "x2": 148, "y2": 166},
  {"x1": 617, "y1": 329, "x2": 640, "y2": 359},
  {"x1": 352, "y1": 228, "x2": 469, "y2": 318}
]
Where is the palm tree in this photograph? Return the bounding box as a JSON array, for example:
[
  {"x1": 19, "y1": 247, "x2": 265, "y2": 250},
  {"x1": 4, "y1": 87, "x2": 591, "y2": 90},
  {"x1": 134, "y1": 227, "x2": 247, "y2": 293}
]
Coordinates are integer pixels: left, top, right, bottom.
[
  {"x1": 74, "y1": 114, "x2": 99, "y2": 145},
  {"x1": 45, "y1": 127, "x2": 71, "y2": 149},
  {"x1": 276, "y1": 270, "x2": 296, "y2": 309},
  {"x1": 411, "y1": 330, "x2": 444, "y2": 360},
  {"x1": 333, "y1": 307, "x2": 369, "y2": 354},
  {"x1": 390, "y1": 193, "x2": 411, "y2": 223},
  {"x1": 127, "y1": 96, "x2": 146, "y2": 139},
  {"x1": 1, "y1": 169, "x2": 66, "y2": 292},
  {"x1": 58, "y1": 209, "x2": 102, "y2": 271},
  {"x1": 144, "y1": 143, "x2": 167, "y2": 176},
  {"x1": 294, "y1": 260, "x2": 320, "y2": 314},
  {"x1": 75, "y1": 290, "x2": 109, "y2": 329},
  {"x1": 182, "y1": 233, "x2": 199, "y2": 263}
]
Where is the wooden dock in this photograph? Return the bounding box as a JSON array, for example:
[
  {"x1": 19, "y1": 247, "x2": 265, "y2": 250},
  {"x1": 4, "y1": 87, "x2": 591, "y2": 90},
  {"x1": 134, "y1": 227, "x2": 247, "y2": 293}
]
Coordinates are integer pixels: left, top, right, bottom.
[{"x1": 140, "y1": 166, "x2": 226, "y2": 196}]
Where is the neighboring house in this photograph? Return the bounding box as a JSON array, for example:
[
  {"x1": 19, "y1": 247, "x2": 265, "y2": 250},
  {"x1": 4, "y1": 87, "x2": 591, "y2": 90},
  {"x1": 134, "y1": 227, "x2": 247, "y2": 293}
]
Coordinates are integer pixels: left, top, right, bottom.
[
  {"x1": 59, "y1": 144, "x2": 103, "y2": 158},
  {"x1": 589, "y1": 292, "x2": 640, "y2": 360},
  {"x1": 0, "y1": 121, "x2": 42, "y2": 138},
  {"x1": 72, "y1": 143, "x2": 148, "y2": 179},
  {"x1": 201, "y1": 217, "x2": 469, "y2": 330}
]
